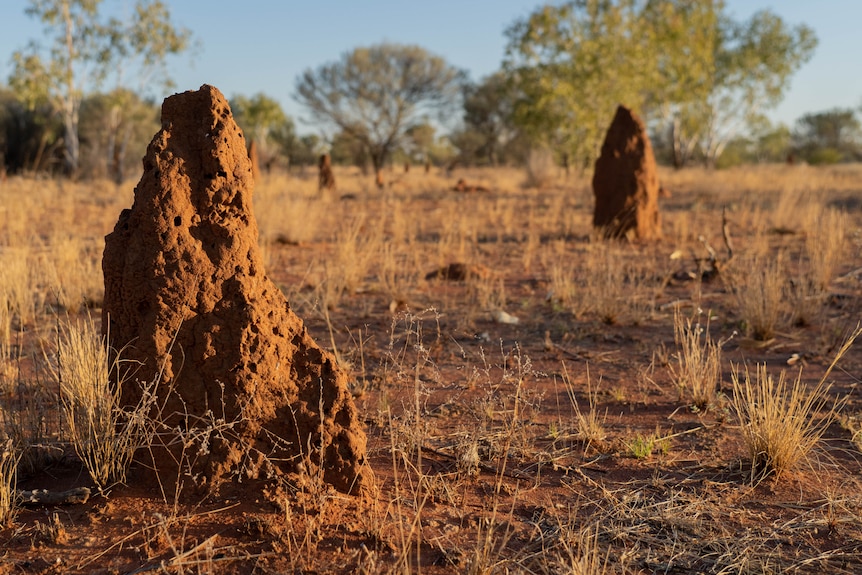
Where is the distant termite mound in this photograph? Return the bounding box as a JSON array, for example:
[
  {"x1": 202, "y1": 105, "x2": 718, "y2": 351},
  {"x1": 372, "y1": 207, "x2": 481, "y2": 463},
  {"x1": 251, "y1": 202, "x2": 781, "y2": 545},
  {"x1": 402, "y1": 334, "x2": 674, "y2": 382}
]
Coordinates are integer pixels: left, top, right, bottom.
[
  {"x1": 592, "y1": 105, "x2": 661, "y2": 240},
  {"x1": 318, "y1": 153, "x2": 336, "y2": 194},
  {"x1": 248, "y1": 139, "x2": 261, "y2": 183},
  {"x1": 102, "y1": 84, "x2": 370, "y2": 495}
]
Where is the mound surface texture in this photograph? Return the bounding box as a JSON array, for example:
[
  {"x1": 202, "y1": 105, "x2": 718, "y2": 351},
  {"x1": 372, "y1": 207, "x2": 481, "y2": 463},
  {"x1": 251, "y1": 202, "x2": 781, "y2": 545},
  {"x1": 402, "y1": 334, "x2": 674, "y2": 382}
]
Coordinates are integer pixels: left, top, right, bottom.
[{"x1": 102, "y1": 84, "x2": 369, "y2": 494}]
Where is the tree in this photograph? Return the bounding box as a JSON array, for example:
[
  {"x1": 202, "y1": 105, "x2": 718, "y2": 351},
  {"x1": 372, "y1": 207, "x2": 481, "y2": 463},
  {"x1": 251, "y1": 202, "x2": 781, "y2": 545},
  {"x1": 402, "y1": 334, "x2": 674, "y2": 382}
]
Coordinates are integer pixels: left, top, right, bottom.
[
  {"x1": 640, "y1": 0, "x2": 720, "y2": 168},
  {"x1": 294, "y1": 43, "x2": 463, "y2": 188},
  {"x1": 752, "y1": 122, "x2": 791, "y2": 163},
  {"x1": 696, "y1": 8, "x2": 817, "y2": 166},
  {"x1": 78, "y1": 88, "x2": 157, "y2": 182},
  {"x1": 461, "y1": 73, "x2": 517, "y2": 166},
  {"x1": 793, "y1": 108, "x2": 861, "y2": 164},
  {"x1": 9, "y1": 0, "x2": 191, "y2": 176},
  {"x1": 268, "y1": 117, "x2": 301, "y2": 170},
  {"x1": 403, "y1": 122, "x2": 435, "y2": 163},
  {"x1": 504, "y1": 0, "x2": 653, "y2": 169},
  {"x1": 503, "y1": 0, "x2": 816, "y2": 168},
  {"x1": 329, "y1": 128, "x2": 369, "y2": 170},
  {"x1": 230, "y1": 93, "x2": 296, "y2": 171},
  {"x1": 287, "y1": 134, "x2": 323, "y2": 169},
  {"x1": 0, "y1": 85, "x2": 64, "y2": 173}
]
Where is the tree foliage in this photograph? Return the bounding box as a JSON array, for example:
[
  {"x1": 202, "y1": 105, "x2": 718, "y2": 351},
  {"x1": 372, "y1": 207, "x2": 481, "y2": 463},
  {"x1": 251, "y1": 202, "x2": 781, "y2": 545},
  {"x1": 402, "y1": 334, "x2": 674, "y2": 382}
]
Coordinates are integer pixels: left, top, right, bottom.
[
  {"x1": 78, "y1": 88, "x2": 157, "y2": 182},
  {"x1": 793, "y1": 108, "x2": 861, "y2": 164},
  {"x1": 460, "y1": 73, "x2": 518, "y2": 166},
  {"x1": 697, "y1": 8, "x2": 817, "y2": 165},
  {"x1": 504, "y1": 0, "x2": 651, "y2": 168},
  {"x1": 503, "y1": 0, "x2": 817, "y2": 168},
  {"x1": 8, "y1": 0, "x2": 191, "y2": 175},
  {"x1": 230, "y1": 93, "x2": 297, "y2": 170},
  {"x1": 0, "y1": 86, "x2": 64, "y2": 173},
  {"x1": 294, "y1": 43, "x2": 463, "y2": 186}
]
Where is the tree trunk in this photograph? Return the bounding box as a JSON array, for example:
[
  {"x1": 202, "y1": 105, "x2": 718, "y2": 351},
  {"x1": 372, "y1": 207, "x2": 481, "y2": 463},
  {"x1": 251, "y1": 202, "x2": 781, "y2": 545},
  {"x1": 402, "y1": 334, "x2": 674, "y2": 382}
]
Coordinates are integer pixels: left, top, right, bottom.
[{"x1": 61, "y1": 1, "x2": 80, "y2": 176}]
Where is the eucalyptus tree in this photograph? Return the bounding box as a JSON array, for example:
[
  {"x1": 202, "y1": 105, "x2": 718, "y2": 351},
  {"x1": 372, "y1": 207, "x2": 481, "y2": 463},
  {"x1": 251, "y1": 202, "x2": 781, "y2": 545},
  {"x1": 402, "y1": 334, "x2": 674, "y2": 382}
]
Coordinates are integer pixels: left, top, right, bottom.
[
  {"x1": 461, "y1": 72, "x2": 518, "y2": 166},
  {"x1": 9, "y1": 0, "x2": 192, "y2": 176},
  {"x1": 295, "y1": 43, "x2": 463, "y2": 187},
  {"x1": 78, "y1": 88, "x2": 157, "y2": 182},
  {"x1": 503, "y1": 0, "x2": 817, "y2": 168},
  {"x1": 504, "y1": 0, "x2": 652, "y2": 168},
  {"x1": 230, "y1": 93, "x2": 297, "y2": 170},
  {"x1": 794, "y1": 108, "x2": 861, "y2": 164},
  {"x1": 697, "y1": 8, "x2": 817, "y2": 166}
]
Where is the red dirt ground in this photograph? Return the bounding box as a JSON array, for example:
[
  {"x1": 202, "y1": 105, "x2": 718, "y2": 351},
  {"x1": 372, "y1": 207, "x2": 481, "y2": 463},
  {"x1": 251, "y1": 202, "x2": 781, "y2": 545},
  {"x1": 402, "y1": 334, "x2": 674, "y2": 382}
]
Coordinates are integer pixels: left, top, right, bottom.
[{"x1": 2, "y1": 168, "x2": 862, "y2": 574}]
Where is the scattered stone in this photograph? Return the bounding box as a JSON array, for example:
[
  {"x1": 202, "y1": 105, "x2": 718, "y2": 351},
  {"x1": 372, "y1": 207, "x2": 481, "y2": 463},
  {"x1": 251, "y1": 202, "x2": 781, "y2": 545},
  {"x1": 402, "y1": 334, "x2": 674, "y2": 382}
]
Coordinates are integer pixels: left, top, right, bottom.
[
  {"x1": 425, "y1": 262, "x2": 491, "y2": 281},
  {"x1": 490, "y1": 309, "x2": 520, "y2": 325},
  {"x1": 592, "y1": 105, "x2": 661, "y2": 240},
  {"x1": 102, "y1": 85, "x2": 370, "y2": 495}
]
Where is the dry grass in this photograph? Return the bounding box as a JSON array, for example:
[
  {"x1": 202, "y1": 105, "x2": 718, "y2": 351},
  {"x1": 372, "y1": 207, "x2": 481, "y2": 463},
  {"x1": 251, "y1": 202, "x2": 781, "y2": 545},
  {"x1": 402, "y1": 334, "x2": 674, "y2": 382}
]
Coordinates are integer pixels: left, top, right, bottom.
[
  {"x1": 555, "y1": 524, "x2": 614, "y2": 575},
  {"x1": 55, "y1": 316, "x2": 153, "y2": 491},
  {"x1": 0, "y1": 439, "x2": 19, "y2": 526},
  {"x1": 730, "y1": 254, "x2": 789, "y2": 340},
  {"x1": 551, "y1": 241, "x2": 661, "y2": 324},
  {"x1": 0, "y1": 164, "x2": 860, "y2": 573},
  {"x1": 0, "y1": 248, "x2": 40, "y2": 331},
  {"x1": 670, "y1": 308, "x2": 723, "y2": 410},
  {"x1": 562, "y1": 363, "x2": 606, "y2": 450},
  {"x1": 731, "y1": 326, "x2": 858, "y2": 481},
  {"x1": 731, "y1": 364, "x2": 834, "y2": 480}
]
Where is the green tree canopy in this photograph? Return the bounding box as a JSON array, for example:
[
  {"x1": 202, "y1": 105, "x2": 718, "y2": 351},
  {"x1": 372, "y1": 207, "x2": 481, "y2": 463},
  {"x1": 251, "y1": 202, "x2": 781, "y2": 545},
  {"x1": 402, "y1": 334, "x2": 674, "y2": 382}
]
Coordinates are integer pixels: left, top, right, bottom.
[
  {"x1": 230, "y1": 93, "x2": 297, "y2": 170},
  {"x1": 504, "y1": 0, "x2": 652, "y2": 168},
  {"x1": 78, "y1": 88, "x2": 157, "y2": 182},
  {"x1": 294, "y1": 43, "x2": 463, "y2": 187},
  {"x1": 793, "y1": 108, "x2": 861, "y2": 164},
  {"x1": 697, "y1": 8, "x2": 817, "y2": 166},
  {"x1": 460, "y1": 73, "x2": 518, "y2": 166},
  {"x1": 503, "y1": 0, "x2": 817, "y2": 169},
  {"x1": 8, "y1": 0, "x2": 192, "y2": 176}
]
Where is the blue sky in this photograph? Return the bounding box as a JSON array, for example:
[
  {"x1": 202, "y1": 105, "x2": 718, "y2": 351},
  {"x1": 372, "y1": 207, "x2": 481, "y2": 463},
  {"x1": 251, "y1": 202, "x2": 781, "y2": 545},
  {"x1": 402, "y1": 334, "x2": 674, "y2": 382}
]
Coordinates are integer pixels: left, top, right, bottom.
[{"x1": 1, "y1": 1, "x2": 859, "y2": 134}]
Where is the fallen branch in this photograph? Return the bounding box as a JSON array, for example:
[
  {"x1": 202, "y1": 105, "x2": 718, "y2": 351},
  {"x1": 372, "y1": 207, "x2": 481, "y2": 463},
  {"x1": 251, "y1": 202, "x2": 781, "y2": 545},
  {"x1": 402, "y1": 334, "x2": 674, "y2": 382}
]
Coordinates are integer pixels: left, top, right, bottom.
[{"x1": 17, "y1": 486, "x2": 91, "y2": 506}]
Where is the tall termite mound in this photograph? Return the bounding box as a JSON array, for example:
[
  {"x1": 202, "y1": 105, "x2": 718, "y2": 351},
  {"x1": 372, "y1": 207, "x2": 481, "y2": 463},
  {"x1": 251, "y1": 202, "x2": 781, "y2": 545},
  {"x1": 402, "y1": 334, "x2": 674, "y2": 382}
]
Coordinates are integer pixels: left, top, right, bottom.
[
  {"x1": 102, "y1": 84, "x2": 370, "y2": 494},
  {"x1": 592, "y1": 105, "x2": 661, "y2": 240}
]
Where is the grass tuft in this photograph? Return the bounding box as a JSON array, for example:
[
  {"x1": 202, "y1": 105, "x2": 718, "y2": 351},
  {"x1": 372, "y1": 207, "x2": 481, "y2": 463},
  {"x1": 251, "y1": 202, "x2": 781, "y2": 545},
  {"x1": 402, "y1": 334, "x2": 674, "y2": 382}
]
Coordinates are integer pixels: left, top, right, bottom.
[
  {"x1": 670, "y1": 308, "x2": 723, "y2": 410},
  {"x1": 731, "y1": 255, "x2": 788, "y2": 340},
  {"x1": 0, "y1": 439, "x2": 20, "y2": 526},
  {"x1": 56, "y1": 316, "x2": 152, "y2": 491},
  {"x1": 562, "y1": 363, "x2": 606, "y2": 451},
  {"x1": 731, "y1": 326, "x2": 858, "y2": 481}
]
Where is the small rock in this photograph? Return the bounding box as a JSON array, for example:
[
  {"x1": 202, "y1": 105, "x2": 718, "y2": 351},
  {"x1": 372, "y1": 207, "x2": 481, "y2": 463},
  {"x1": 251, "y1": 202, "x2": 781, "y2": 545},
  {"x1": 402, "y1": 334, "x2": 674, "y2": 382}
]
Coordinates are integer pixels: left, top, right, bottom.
[
  {"x1": 491, "y1": 310, "x2": 520, "y2": 325},
  {"x1": 426, "y1": 262, "x2": 490, "y2": 281}
]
